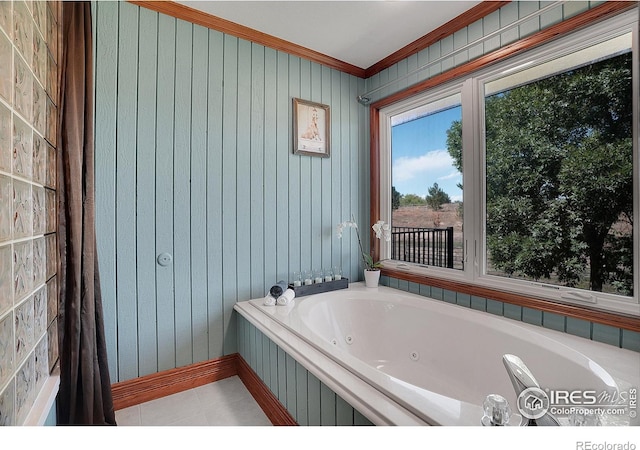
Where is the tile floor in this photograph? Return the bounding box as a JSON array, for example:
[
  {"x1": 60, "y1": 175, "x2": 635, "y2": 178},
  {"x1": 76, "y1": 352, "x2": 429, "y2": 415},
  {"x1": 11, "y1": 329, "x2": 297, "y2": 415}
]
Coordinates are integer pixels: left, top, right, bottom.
[{"x1": 114, "y1": 376, "x2": 272, "y2": 426}]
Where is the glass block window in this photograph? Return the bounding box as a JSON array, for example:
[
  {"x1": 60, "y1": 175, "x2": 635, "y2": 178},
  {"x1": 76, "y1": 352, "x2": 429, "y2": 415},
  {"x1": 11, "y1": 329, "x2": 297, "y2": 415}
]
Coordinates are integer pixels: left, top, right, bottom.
[{"x1": 0, "y1": 0, "x2": 59, "y2": 426}]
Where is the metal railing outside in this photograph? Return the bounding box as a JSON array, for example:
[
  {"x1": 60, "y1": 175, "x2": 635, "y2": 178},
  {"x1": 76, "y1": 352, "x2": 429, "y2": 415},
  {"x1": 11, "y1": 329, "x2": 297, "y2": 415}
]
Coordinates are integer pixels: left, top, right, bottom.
[{"x1": 391, "y1": 226, "x2": 454, "y2": 268}]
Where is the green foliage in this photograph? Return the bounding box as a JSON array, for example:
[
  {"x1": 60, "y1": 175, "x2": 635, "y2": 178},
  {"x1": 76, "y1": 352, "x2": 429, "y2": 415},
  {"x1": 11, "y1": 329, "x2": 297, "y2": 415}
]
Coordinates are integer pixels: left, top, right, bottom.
[
  {"x1": 425, "y1": 182, "x2": 451, "y2": 211},
  {"x1": 392, "y1": 186, "x2": 401, "y2": 210},
  {"x1": 399, "y1": 193, "x2": 427, "y2": 207},
  {"x1": 447, "y1": 52, "x2": 633, "y2": 294}
]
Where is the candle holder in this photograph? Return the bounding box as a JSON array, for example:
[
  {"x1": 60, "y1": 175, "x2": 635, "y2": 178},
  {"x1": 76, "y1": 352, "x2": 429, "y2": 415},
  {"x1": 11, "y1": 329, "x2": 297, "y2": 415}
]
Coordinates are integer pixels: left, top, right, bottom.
[
  {"x1": 292, "y1": 271, "x2": 302, "y2": 287},
  {"x1": 303, "y1": 270, "x2": 313, "y2": 286},
  {"x1": 288, "y1": 277, "x2": 349, "y2": 298}
]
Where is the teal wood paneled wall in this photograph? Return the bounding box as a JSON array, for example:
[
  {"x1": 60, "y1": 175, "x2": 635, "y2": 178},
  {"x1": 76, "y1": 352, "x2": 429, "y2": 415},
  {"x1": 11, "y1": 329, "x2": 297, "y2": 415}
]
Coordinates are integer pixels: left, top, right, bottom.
[
  {"x1": 93, "y1": 0, "x2": 628, "y2": 386},
  {"x1": 93, "y1": 1, "x2": 366, "y2": 383},
  {"x1": 237, "y1": 314, "x2": 373, "y2": 425},
  {"x1": 363, "y1": 1, "x2": 599, "y2": 102}
]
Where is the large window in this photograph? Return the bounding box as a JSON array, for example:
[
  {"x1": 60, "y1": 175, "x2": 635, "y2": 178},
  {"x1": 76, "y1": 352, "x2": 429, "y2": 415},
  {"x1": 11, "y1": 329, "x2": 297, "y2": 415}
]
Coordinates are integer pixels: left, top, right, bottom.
[
  {"x1": 389, "y1": 93, "x2": 463, "y2": 270},
  {"x1": 377, "y1": 11, "x2": 638, "y2": 316}
]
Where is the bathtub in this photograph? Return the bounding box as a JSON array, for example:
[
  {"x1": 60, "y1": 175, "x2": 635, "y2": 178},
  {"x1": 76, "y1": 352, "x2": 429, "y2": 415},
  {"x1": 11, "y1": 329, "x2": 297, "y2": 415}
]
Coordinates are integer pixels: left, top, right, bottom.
[{"x1": 234, "y1": 283, "x2": 639, "y2": 426}]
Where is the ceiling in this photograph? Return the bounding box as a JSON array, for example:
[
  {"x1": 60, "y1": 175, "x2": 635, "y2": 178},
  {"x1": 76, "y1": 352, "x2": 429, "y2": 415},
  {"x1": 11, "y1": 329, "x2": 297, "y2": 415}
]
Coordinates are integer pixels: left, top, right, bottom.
[{"x1": 175, "y1": 1, "x2": 482, "y2": 70}]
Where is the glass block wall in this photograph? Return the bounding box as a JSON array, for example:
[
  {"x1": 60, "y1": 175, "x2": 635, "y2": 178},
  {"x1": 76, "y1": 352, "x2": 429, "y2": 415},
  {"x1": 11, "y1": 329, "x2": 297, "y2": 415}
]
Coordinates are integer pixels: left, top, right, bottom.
[{"x1": 0, "y1": 0, "x2": 59, "y2": 426}]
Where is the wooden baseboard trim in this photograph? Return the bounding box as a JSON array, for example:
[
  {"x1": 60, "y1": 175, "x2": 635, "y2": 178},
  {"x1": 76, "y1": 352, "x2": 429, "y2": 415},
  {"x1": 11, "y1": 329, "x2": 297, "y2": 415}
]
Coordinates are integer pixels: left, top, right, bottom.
[
  {"x1": 111, "y1": 355, "x2": 238, "y2": 410},
  {"x1": 236, "y1": 355, "x2": 298, "y2": 426},
  {"x1": 110, "y1": 354, "x2": 296, "y2": 426}
]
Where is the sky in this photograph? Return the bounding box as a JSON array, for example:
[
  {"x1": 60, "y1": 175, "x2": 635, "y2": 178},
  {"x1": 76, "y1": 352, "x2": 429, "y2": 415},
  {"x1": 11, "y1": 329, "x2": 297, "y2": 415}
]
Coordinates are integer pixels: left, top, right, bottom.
[{"x1": 391, "y1": 105, "x2": 462, "y2": 202}]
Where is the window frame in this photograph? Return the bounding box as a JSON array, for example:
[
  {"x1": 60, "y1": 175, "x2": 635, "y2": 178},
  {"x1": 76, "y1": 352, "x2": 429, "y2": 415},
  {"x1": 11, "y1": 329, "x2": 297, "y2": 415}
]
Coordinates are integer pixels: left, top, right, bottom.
[
  {"x1": 474, "y1": 19, "x2": 637, "y2": 316},
  {"x1": 369, "y1": 4, "x2": 640, "y2": 327}
]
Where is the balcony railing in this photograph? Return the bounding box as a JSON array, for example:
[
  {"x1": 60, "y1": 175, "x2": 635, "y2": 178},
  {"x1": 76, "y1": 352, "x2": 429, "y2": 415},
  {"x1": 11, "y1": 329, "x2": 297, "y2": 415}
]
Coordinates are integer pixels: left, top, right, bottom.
[{"x1": 391, "y1": 226, "x2": 454, "y2": 269}]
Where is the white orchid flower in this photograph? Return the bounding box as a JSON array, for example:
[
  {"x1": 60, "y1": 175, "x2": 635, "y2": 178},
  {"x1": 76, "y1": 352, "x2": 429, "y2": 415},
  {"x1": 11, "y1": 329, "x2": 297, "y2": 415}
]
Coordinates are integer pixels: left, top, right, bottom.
[
  {"x1": 337, "y1": 217, "x2": 389, "y2": 270},
  {"x1": 372, "y1": 220, "x2": 391, "y2": 242}
]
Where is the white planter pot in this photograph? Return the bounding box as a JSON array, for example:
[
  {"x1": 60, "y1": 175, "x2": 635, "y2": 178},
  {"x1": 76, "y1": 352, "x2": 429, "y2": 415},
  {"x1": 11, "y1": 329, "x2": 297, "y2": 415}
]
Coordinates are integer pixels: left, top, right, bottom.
[{"x1": 364, "y1": 269, "x2": 380, "y2": 288}]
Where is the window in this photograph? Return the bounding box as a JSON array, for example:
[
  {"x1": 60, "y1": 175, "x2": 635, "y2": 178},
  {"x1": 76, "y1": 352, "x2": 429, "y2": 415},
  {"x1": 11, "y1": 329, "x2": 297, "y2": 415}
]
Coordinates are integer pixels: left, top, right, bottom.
[
  {"x1": 377, "y1": 10, "x2": 639, "y2": 316},
  {"x1": 388, "y1": 92, "x2": 463, "y2": 270}
]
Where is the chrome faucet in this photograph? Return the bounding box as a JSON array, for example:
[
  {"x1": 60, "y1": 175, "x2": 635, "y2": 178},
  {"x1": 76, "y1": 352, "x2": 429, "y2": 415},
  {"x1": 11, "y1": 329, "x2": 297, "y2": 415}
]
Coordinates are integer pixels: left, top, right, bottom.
[{"x1": 502, "y1": 354, "x2": 560, "y2": 426}]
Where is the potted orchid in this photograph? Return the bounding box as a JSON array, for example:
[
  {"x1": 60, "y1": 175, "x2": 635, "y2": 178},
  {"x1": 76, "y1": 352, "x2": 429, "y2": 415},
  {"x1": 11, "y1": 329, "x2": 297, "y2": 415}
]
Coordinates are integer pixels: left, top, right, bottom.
[{"x1": 336, "y1": 215, "x2": 391, "y2": 287}]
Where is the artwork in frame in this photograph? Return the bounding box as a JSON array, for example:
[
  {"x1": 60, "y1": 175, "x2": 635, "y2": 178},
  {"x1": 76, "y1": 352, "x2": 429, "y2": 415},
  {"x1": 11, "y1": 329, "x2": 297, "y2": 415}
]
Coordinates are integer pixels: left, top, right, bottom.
[{"x1": 293, "y1": 98, "x2": 330, "y2": 157}]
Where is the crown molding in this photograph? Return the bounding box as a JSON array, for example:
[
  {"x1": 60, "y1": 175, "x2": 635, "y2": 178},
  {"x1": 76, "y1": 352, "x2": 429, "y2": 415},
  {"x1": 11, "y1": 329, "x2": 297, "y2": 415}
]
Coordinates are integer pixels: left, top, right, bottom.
[
  {"x1": 364, "y1": 1, "x2": 509, "y2": 78},
  {"x1": 129, "y1": 1, "x2": 511, "y2": 80},
  {"x1": 128, "y1": 0, "x2": 367, "y2": 78}
]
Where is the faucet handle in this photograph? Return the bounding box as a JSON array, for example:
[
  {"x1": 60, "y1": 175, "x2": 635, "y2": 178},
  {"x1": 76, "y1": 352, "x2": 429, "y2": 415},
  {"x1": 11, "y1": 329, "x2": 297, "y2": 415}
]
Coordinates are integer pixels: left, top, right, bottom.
[{"x1": 482, "y1": 394, "x2": 512, "y2": 426}]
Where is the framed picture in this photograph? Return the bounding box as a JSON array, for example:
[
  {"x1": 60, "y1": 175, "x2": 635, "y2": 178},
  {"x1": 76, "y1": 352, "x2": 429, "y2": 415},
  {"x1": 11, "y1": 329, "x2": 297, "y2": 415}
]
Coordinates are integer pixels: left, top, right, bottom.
[{"x1": 293, "y1": 98, "x2": 330, "y2": 157}]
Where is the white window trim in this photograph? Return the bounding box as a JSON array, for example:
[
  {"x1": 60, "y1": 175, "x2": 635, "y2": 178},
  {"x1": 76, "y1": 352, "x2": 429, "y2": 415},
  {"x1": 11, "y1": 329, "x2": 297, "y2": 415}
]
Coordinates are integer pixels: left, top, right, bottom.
[{"x1": 378, "y1": 10, "x2": 639, "y2": 317}]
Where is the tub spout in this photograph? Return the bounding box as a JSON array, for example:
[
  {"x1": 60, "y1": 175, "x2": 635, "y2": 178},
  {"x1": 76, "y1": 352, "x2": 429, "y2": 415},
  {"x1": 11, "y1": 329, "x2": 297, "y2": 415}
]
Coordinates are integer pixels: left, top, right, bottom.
[{"x1": 502, "y1": 354, "x2": 560, "y2": 426}]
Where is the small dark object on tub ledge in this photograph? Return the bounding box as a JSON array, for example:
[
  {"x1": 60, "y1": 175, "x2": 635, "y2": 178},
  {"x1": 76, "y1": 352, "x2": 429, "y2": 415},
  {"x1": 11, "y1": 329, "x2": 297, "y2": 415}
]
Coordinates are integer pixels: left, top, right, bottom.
[{"x1": 289, "y1": 278, "x2": 349, "y2": 297}]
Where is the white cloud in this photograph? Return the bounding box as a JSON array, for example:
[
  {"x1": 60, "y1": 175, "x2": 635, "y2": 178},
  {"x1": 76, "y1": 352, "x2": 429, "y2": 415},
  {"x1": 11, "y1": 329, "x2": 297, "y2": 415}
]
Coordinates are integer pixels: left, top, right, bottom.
[
  {"x1": 438, "y1": 170, "x2": 462, "y2": 181},
  {"x1": 392, "y1": 149, "x2": 453, "y2": 183}
]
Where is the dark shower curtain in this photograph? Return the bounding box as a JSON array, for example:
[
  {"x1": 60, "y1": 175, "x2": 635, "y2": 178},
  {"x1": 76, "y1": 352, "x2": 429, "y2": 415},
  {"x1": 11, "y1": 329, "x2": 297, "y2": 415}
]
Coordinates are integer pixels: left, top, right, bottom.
[{"x1": 56, "y1": 1, "x2": 116, "y2": 425}]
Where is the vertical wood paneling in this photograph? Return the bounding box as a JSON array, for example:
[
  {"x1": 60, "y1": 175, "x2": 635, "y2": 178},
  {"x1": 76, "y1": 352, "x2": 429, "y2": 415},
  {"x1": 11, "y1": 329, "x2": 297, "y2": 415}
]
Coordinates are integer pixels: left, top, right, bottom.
[
  {"x1": 95, "y1": 4, "x2": 365, "y2": 382},
  {"x1": 248, "y1": 321, "x2": 256, "y2": 369},
  {"x1": 285, "y1": 353, "x2": 297, "y2": 419},
  {"x1": 263, "y1": 48, "x2": 278, "y2": 291},
  {"x1": 287, "y1": 55, "x2": 301, "y2": 278},
  {"x1": 336, "y1": 395, "x2": 355, "y2": 425},
  {"x1": 320, "y1": 381, "x2": 336, "y2": 425},
  {"x1": 261, "y1": 328, "x2": 270, "y2": 386},
  {"x1": 310, "y1": 63, "x2": 322, "y2": 272},
  {"x1": 93, "y1": 0, "x2": 119, "y2": 382},
  {"x1": 519, "y1": 1, "x2": 542, "y2": 38},
  {"x1": 154, "y1": 12, "x2": 177, "y2": 372},
  {"x1": 236, "y1": 310, "x2": 245, "y2": 358},
  {"x1": 221, "y1": 34, "x2": 239, "y2": 357},
  {"x1": 298, "y1": 58, "x2": 312, "y2": 275},
  {"x1": 295, "y1": 361, "x2": 308, "y2": 425},
  {"x1": 236, "y1": 316, "x2": 375, "y2": 426},
  {"x1": 306, "y1": 372, "x2": 321, "y2": 426},
  {"x1": 269, "y1": 339, "x2": 278, "y2": 395},
  {"x1": 250, "y1": 43, "x2": 265, "y2": 299},
  {"x1": 351, "y1": 76, "x2": 363, "y2": 281},
  {"x1": 115, "y1": 1, "x2": 139, "y2": 381},
  {"x1": 277, "y1": 346, "x2": 286, "y2": 404},
  {"x1": 236, "y1": 38, "x2": 251, "y2": 303},
  {"x1": 136, "y1": 7, "x2": 159, "y2": 376},
  {"x1": 206, "y1": 30, "x2": 224, "y2": 359},
  {"x1": 330, "y1": 69, "x2": 341, "y2": 268},
  {"x1": 274, "y1": 51, "x2": 290, "y2": 281},
  {"x1": 321, "y1": 66, "x2": 332, "y2": 270},
  {"x1": 339, "y1": 73, "x2": 352, "y2": 276},
  {"x1": 354, "y1": 409, "x2": 372, "y2": 426},
  {"x1": 190, "y1": 24, "x2": 209, "y2": 363},
  {"x1": 500, "y1": 2, "x2": 520, "y2": 45},
  {"x1": 173, "y1": 20, "x2": 194, "y2": 368}
]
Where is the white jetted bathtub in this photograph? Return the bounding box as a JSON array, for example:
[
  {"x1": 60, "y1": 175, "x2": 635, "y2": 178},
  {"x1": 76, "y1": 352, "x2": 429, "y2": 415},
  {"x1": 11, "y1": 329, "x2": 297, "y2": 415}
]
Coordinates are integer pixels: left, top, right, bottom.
[{"x1": 234, "y1": 283, "x2": 639, "y2": 426}]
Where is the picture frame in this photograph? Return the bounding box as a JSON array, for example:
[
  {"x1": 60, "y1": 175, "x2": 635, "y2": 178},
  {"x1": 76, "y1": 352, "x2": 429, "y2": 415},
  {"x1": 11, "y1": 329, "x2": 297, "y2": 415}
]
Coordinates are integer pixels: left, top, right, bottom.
[{"x1": 293, "y1": 98, "x2": 330, "y2": 157}]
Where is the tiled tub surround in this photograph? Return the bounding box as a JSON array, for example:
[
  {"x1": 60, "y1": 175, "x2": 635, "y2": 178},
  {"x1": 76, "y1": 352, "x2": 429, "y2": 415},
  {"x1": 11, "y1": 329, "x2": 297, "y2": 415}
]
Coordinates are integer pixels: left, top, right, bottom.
[
  {"x1": 0, "y1": 0, "x2": 60, "y2": 426},
  {"x1": 235, "y1": 283, "x2": 639, "y2": 426}
]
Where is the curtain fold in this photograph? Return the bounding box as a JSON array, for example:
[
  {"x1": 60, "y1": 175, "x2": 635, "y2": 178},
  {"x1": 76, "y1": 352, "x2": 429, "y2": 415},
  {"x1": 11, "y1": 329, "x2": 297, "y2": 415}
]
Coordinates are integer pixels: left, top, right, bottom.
[{"x1": 57, "y1": 1, "x2": 116, "y2": 425}]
